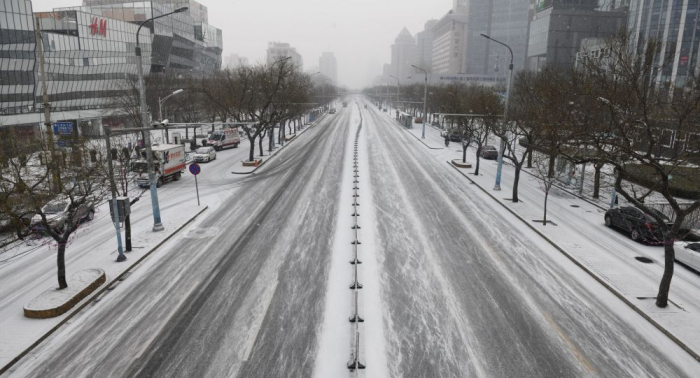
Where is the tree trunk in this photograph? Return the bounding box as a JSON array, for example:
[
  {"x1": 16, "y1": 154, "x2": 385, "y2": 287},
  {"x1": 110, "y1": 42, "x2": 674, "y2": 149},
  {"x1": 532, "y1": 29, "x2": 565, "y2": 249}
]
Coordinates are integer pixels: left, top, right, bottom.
[
  {"x1": 125, "y1": 214, "x2": 132, "y2": 252},
  {"x1": 249, "y1": 135, "x2": 256, "y2": 161},
  {"x1": 543, "y1": 190, "x2": 549, "y2": 226},
  {"x1": 512, "y1": 166, "x2": 521, "y2": 203},
  {"x1": 548, "y1": 154, "x2": 556, "y2": 178},
  {"x1": 474, "y1": 150, "x2": 481, "y2": 176},
  {"x1": 462, "y1": 145, "x2": 467, "y2": 163},
  {"x1": 656, "y1": 240, "x2": 675, "y2": 307},
  {"x1": 527, "y1": 150, "x2": 533, "y2": 168},
  {"x1": 57, "y1": 241, "x2": 68, "y2": 289},
  {"x1": 593, "y1": 163, "x2": 602, "y2": 199}
]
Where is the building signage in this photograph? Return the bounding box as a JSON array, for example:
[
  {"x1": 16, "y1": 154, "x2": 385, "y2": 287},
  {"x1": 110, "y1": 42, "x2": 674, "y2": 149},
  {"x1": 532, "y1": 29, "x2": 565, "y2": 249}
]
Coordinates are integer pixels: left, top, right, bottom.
[
  {"x1": 90, "y1": 17, "x2": 107, "y2": 37},
  {"x1": 53, "y1": 122, "x2": 74, "y2": 135}
]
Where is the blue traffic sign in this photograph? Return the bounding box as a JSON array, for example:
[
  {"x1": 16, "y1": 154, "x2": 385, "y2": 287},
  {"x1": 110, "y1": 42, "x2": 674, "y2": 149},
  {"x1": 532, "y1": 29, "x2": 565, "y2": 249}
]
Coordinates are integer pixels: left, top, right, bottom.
[
  {"x1": 189, "y1": 163, "x2": 201, "y2": 175},
  {"x1": 53, "y1": 122, "x2": 74, "y2": 135}
]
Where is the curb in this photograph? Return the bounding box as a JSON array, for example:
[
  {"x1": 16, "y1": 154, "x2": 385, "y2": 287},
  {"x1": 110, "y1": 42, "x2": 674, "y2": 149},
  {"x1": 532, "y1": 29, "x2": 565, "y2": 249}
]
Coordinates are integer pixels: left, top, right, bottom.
[
  {"x1": 0, "y1": 206, "x2": 210, "y2": 375},
  {"x1": 381, "y1": 111, "x2": 444, "y2": 150},
  {"x1": 231, "y1": 114, "x2": 327, "y2": 175},
  {"x1": 24, "y1": 269, "x2": 107, "y2": 319},
  {"x1": 446, "y1": 161, "x2": 700, "y2": 363}
]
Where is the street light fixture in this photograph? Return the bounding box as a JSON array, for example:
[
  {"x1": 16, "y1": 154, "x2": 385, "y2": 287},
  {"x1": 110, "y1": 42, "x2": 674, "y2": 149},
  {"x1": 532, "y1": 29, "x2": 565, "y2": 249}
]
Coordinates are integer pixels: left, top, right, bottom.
[
  {"x1": 159, "y1": 88, "x2": 184, "y2": 143},
  {"x1": 135, "y1": 6, "x2": 188, "y2": 232},
  {"x1": 389, "y1": 75, "x2": 400, "y2": 113},
  {"x1": 411, "y1": 65, "x2": 428, "y2": 139},
  {"x1": 480, "y1": 33, "x2": 513, "y2": 191}
]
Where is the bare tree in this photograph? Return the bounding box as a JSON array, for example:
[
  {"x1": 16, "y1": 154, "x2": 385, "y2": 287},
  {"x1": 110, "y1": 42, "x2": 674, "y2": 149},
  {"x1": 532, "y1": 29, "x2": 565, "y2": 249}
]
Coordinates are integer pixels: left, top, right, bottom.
[
  {"x1": 581, "y1": 33, "x2": 700, "y2": 307},
  {"x1": 0, "y1": 136, "x2": 109, "y2": 289}
]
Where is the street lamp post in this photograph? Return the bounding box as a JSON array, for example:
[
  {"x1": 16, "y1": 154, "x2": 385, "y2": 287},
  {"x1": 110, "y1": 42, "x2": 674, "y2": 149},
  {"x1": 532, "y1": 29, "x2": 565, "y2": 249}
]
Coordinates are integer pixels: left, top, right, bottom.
[
  {"x1": 159, "y1": 88, "x2": 184, "y2": 143},
  {"x1": 135, "y1": 6, "x2": 188, "y2": 232},
  {"x1": 411, "y1": 65, "x2": 428, "y2": 139},
  {"x1": 389, "y1": 75, "x2": 400, "y2": 115},
  {"x1": 480, "y1": 33, "x2": 513, "y2": 191}
]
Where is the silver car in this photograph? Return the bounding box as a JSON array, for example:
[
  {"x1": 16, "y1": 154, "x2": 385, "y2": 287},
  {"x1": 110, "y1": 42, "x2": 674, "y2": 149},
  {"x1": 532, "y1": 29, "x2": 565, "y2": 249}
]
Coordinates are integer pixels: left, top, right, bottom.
[
  {"x1": 193, "y1": 146, "x2": 217, "y2": 163},
  {"x1": 31, "y1": 199, "x2": 95, "y2": 233}
]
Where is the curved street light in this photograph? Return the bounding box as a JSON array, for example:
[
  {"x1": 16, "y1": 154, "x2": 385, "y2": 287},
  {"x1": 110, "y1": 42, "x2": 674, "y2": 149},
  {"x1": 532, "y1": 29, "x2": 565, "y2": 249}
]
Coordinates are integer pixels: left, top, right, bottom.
[
  {"x1": 135, "y1": 6, "x2": 188, "y2": 232},
  {"x1": 411, "y1": 64, "x2": 428, "y2": 139},
  {"x1": 480, "y1": 33, "x2": 513, "y2": 191}
]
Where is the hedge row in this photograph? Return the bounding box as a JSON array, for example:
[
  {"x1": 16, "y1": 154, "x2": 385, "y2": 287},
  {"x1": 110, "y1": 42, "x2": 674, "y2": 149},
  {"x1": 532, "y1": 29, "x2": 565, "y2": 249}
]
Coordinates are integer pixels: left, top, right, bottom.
[{"x1": 624, "y1": 164, "x2": 700, "y2": 200}]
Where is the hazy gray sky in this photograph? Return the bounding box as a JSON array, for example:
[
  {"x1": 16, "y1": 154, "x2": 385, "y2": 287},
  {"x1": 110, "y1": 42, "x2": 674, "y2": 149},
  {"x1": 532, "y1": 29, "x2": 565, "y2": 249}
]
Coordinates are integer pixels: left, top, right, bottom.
[{"x1": 31, "y1": 0, "x2": 452, "y2": 88}]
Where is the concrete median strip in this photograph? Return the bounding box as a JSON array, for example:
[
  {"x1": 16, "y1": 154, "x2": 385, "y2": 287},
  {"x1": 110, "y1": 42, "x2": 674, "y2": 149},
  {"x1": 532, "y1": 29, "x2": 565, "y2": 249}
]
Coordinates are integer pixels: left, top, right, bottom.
[
  {"x1": 0, "y1": 206, "x2": 209, "y2": 375},
  {"x1": 24, "y1": 269, "x2": 106, "y2": 319},
  {"x1": 447, "y1": 161, "x2": 700, "y2": 362}
]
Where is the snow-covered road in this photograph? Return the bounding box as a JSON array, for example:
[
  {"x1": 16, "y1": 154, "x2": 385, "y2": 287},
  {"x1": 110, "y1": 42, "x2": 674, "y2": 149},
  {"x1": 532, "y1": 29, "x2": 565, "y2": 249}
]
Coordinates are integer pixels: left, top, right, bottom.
[
  {"x1": 5, "y1": 99, "x2": 698, "y2": 377},
  {"x1": 361, "y1": 100, "x2": 694, "y2": 377}
]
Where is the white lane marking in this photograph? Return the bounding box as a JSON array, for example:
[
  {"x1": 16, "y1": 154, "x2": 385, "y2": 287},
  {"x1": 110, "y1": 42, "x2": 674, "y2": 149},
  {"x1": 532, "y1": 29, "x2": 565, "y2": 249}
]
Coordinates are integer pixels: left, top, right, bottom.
[{"x1": 242, "y1": 279, "x2": 278, "y2": 362}]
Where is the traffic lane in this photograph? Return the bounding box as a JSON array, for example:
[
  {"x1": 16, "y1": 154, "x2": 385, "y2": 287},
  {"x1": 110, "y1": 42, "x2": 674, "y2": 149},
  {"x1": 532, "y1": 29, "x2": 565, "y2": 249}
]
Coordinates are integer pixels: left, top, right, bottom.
[
  {"x1": 8, "y1": 110, "x2": 348, "y2": 378},
  {"x1": 362, "y1": 104, "x2": 688, "y2": 378}
]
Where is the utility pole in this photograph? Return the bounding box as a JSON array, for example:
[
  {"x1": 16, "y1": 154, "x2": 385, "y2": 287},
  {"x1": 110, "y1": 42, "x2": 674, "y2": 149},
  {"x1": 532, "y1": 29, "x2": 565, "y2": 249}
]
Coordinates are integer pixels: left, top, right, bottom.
[
  {"x1": 411, "y1": 65, "x2": 429, "y2": 139},
  {"x1": 35, "y1": 17, "x2": 61, "y2": 193}
]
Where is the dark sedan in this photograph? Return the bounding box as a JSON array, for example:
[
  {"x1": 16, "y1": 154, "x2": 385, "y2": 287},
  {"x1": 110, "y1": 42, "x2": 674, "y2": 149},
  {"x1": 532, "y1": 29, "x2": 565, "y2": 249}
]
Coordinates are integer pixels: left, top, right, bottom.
[
  {"x1": 480, "y1": 145, "x2": 499, "y2": 160},
  {"x1": 604, "y1": 206, "x2": 672, "y2": 243}
]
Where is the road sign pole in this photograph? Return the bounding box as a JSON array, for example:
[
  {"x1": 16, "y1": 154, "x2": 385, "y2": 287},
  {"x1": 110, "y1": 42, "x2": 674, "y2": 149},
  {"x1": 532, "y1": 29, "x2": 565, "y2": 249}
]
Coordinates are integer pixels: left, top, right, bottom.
[
  {"x1": 195, "y1": 174, "x2": 200, "y2": 206},
  {"x1": 189, "y1": 162, "x2": 201, "y2": 206}
]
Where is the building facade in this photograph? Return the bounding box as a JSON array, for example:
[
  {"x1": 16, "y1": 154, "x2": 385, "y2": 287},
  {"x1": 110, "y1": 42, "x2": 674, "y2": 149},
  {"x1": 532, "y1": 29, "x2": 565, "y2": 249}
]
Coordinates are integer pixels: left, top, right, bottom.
[
  {"x1": 527, "y1": 0, "x2": 626, "y2": 70},
  {"x1": 61, "y1": 0, "x2": 223, "y2": 75},
  {"x1": 413, "y1": 19, "x2": 438, "y2": 73},
  {"x1": 464, "y1": 0, "x2": 532, "y2": 77},
  {"x1": 628, "y1": 0, "x2": 700, "y2": 88},
  {"x1": 390, "y1": 27, "x2": 415, "y2": 80},
  {"x1": 430, "y1": 13, "x2": 468, "y2": 74},
  {"x1": 0, "y1": 0, "x2": 36, "y2": 116},
  {"x1": 319, "y1": 51, "x2": 337, "y2": 83},
  {"x1": 266, "y1": 42, "x2": 303, "y2": 70},
  {"x1": 224, "y1": 53, "x2": 249, "y2": 68}
]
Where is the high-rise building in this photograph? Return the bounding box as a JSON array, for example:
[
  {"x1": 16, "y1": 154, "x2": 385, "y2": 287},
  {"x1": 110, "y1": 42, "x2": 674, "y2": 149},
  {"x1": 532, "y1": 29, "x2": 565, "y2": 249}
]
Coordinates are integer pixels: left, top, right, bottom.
[
  {"x1": 0, "y1": 0, "x2": 36, "y2": 117},
  {"x1": 413, "y1": 20, "x2": 438, "y2": 73},
  {"x1": 453, "y1": 0, "x2": 469, "y2": 14},
  {"x1": 266, "y1": 42, "x2": 303, "y2": 70},
  {"x1": 628, "y1": 0, "x2": 699, "y2": 88},
  {"x1": 319, "y1": 51, "x2": 337, "y2": 83},
  {"x1": 225, "y1": 54, "x2": 249, "y2": 68},
  {"x1": 430, "y1": 13, "x2": 468, "y2": 74},
  {"x1": 390, "y1": 27, "x2": 416, "y2": 81},
  {"x1": 527, "y1": 0, "x2": 626, "y2": 70},
  {"x1": 464, "y1": 0, "x2": 532, "y2": 77},
  {"x1": 64, "y1": 0, "x2": 223, "y2": 74}
]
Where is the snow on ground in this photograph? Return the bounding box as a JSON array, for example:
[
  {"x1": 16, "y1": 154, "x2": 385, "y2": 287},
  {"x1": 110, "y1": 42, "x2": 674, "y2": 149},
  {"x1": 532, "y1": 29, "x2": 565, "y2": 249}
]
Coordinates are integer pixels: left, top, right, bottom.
[{"x1": 395, "y1": 110, "x2": 700, "y2": 368}]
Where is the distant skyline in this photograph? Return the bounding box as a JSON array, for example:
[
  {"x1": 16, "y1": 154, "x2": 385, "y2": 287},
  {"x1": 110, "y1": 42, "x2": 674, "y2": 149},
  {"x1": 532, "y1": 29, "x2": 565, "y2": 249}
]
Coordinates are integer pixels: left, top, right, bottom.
[{"x1": 31, "y1": 0, "x2": 452, "y2": 88}]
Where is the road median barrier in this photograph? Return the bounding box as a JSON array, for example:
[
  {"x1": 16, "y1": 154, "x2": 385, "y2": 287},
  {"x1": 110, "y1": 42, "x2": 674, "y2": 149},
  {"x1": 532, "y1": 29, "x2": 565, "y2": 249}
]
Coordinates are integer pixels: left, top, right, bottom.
[{"x1": 451, "y1": 159, "x2": 472, "y2": 169}]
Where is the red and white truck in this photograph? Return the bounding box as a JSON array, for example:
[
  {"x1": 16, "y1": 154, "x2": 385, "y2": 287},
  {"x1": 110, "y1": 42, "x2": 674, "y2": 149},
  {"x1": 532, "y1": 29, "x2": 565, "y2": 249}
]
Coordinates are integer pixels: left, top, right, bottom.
[
  {"x1": 206, "y1": 126, "x2": 241, "y2": 151},
  {"x1": 134, "y1": 144, "x2": 186, "y2": 188}
]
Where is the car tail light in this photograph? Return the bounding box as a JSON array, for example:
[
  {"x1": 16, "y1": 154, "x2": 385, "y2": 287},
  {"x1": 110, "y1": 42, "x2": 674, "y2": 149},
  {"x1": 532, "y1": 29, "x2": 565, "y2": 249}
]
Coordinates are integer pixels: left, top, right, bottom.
[{"x1": 645, "y1": 222, "x2": 657, "y2": 230}]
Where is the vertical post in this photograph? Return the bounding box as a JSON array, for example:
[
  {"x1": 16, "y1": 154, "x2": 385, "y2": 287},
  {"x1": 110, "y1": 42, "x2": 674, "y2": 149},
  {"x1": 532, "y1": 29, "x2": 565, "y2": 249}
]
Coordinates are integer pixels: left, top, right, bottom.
[
  {"x1": 35, "y1": 17, "x2": 61, "y2": 194},
  {"x1": 194, "y1": 174, "x2": 200, "y2": 206},
  {"x1": 104, "y1": 128, "x2": 126, "y2": 262},
  {"x1": 579, "y1": 162, "x2": 586, "y2": 196},
  {"x1": 136, "y1": 26, "x2": 164, "y2": 232}
]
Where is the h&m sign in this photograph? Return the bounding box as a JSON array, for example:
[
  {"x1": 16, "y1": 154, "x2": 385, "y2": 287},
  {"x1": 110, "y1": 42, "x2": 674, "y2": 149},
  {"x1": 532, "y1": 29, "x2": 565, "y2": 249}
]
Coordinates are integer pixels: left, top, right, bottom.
[{"x1": 89, "y1": 18, "x2": 107, "y2": 37}]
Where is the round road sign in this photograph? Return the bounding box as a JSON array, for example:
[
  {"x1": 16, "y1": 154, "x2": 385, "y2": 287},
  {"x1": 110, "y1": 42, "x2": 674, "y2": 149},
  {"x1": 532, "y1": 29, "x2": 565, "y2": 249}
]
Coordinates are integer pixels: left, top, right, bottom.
[{"x1": 189, "y1": 163, "x2": 201, "y2": 176}]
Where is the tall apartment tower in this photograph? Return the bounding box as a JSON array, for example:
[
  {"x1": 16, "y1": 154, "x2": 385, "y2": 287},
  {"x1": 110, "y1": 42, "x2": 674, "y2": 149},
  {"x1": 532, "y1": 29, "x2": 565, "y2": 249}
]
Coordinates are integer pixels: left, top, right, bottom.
[
  {"x1": 319, "y1": 52, "x2": 338, "y2": 83},
  {"x1": 390, "y1": 27, "x2": 416, "y2": 81},
  {"x1": 414, "y1": 20, "x2": 438, "y2": 72}
]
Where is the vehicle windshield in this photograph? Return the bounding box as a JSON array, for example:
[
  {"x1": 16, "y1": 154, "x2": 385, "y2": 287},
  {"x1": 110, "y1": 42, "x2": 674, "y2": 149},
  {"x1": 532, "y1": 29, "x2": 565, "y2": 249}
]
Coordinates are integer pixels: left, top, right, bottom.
[
  {"x1": 43, "y1": 202, "x2": 68, "y2": 214},
  {"x1": 646, "y1": 209, "x2": 671, "y2": 222},
  {"x1": 196, "y1": 148, "x2": 210, "y2": 154},
  {"x1": 210, "y1": 133, "x2": 224, "y2": 141},
  {"x1": 132, "y1": 162, "x2": 149, "y2": 173}
]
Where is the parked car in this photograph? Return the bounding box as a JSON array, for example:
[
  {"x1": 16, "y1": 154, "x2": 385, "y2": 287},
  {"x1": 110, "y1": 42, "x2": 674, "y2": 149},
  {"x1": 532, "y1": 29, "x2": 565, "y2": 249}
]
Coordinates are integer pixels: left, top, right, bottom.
[
  {"x1": 480, "y1": 145, "x2": 499, "y2": 160},
  {"x1": 193, "y1": 146, "x2": 217, "y2": 163},
  {"x1": 675, "y1": 242, "x2": 700, "y2": 272},
  {"x1": 604, "y1": 206, "x2": 673, "y2": 243},
  {"x1": 329, "y1": 108, "x2": 337, "y2": 114},
  {"x1": 30, "y1": 198, "x2": 95, "y2": 233},
  {"x1": 449, "y1": 133, "x2": 462, "y2": 142}
]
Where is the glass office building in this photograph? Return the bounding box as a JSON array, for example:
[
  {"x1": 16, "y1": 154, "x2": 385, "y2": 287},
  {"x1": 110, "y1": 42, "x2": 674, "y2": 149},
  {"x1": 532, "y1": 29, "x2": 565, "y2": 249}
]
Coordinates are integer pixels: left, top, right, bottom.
[
  {"x1": 34, "y1": 10, "x2": 152, "y2": 112},
  {"x1": 628, "y1": 0, "x2": 700, "y2": 88},
  {"x1": 64, "y1": 0, "x2": 223, "y2": 74},
  {"x1": 0, "y1": 0, "x2": 36, "y2": 116}
]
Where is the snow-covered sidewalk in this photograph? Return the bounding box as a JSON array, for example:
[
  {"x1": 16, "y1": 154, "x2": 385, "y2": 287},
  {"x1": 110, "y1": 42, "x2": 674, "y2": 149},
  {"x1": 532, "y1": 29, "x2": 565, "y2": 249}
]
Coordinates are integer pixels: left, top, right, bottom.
[{"x1": 402, "y1": 118, "x2": 700, "y2": 361}]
